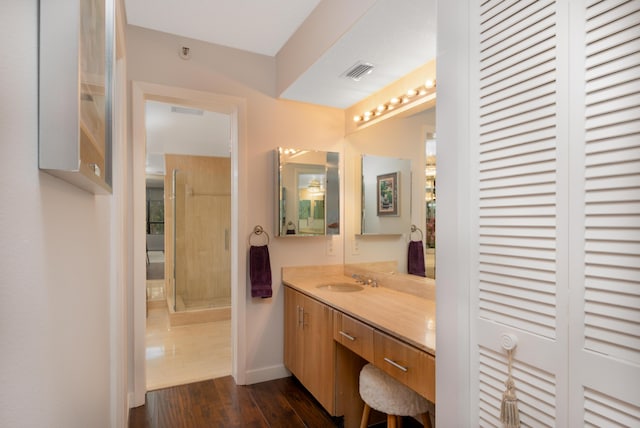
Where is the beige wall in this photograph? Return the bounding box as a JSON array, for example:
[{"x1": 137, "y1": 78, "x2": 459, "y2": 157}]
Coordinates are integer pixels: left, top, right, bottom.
[
  {"x1": 1, "y1": 2, "x2": 112, "y2": 426},
  {"x1": 127, "y1": 25, "x2": 346, "y2": 379}
]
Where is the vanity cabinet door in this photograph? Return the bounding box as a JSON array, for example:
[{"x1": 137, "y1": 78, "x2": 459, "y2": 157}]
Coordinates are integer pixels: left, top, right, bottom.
[
  {"x1": 334, "y1": 312, "x2": 374, "y2": 362},
  {"x1": 284, "y1": 286, "x2": 336, "y2": 414},
  {"x1": 284, "y1": 286, "x2": 304, "y2": 379},
  {"x1": 373, "y1": 330, "x2": 436, "y2": 402},
  {"x1": 302, "y1": 293, "x2": 335, "y2": 412}
]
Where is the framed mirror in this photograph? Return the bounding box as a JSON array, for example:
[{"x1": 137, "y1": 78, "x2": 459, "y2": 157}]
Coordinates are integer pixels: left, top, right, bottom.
[
  {"x1": 275, "y1": 148, "x2": 339, "y2": 237},
  {"x1": 360, "y1": 155, "x2": 412, "y2": 235}
]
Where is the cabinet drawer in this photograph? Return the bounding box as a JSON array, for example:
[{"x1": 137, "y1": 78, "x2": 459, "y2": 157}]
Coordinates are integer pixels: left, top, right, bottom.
[
  {"x1": 334, "y1": 312, "x2": 374, "y2": 362},
  {"x1": 373, "y1": 330, "x2": 435, "y2": 402}
]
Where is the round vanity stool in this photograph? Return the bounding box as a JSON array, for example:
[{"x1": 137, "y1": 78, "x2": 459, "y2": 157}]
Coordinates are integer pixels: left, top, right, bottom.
[{"x1": 359, "y1": 363, "x2": 433, "y2": 428}]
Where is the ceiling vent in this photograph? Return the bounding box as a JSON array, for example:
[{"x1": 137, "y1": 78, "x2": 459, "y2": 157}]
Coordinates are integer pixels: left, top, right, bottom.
[
  {"x1": 171, "y1": 106, "x2": 204, "y2": 116},
  {"x1": 342, "y1": 62, "x2": 375, "y2": 82}
]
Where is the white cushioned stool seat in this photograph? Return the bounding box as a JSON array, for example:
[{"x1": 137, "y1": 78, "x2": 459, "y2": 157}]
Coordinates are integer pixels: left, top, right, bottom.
[{"x1": 359, "y1": 363, "x2": 432, "y2": 428}]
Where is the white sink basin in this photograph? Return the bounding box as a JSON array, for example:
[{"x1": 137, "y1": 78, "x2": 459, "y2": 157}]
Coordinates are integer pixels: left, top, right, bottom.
[{"x1": 315, "y1": 283, "x2": 364, "y2": 292}]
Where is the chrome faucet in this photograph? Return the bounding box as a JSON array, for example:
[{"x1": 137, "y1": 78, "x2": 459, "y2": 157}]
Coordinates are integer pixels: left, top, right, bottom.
[
  {"x1": 351, "y1": 273, "x2": 365, "y2": 284},
  {"x1": 352, "y1": 273, "x2": 379, "y2": 287}
]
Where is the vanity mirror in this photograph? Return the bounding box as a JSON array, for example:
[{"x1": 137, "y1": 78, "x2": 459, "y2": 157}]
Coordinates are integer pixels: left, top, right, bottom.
[
  {"x1": 360, "y1": 155, "x2": 412, "y2": 235},
  {"x1": 275, "y1": 148, "x2": 340, "y2": 237},
  {"x1": 344, "y1": 107, "x2": 435, "y2": 277}
]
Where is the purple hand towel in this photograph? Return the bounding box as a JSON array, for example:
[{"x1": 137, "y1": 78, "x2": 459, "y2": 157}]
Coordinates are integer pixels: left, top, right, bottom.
[
  {"x1": 250, "y1": 245, "x2": 272, "y2": 298},
  {"x1": 408, "y1": 240, "x2": 426, "y2": 277}
]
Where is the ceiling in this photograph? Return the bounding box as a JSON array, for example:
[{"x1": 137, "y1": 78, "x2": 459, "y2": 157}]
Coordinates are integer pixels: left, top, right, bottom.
[
  {"x1": 124, "y1": 0, "x2": 323, "y2": 57},
  {"x1": 126, "y1": 0, "x2": 437, "y2": 178},
  {"x1": 124, "y1": 0, "x2": 436, "y2": 109}
]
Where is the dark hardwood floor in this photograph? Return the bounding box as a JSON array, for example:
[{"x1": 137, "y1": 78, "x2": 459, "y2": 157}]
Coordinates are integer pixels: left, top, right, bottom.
[
  {"x1": 129, "y1": 375, "x2": 428, "y2": 428},
  {"x1": 129, "y1": 376, "x2": 341, "y2": 428}
]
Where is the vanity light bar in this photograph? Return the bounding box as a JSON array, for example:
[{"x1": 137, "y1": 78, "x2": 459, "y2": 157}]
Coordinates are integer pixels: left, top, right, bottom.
[{"x1": 353, "y1": 78, "x2": 436, "y2": 124}]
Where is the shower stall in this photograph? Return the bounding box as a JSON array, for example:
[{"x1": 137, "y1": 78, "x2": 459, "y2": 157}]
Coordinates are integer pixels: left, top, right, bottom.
[{"x1": 165, "y1": 154, "x2": 231, "y2": 318}]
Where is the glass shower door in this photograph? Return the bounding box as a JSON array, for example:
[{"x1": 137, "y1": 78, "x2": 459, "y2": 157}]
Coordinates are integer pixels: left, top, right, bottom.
[{"x1": 172, "y1": 168, "x2": 231, "y2": 312}]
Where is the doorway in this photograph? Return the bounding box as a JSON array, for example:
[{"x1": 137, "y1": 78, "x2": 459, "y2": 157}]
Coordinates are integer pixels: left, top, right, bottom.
[
  {"x1": 143, "y1": 100, "x2": 232, "y2": 390},
  {"x1": 131, "y1": 81, "x2": 248, "y2": 406}
]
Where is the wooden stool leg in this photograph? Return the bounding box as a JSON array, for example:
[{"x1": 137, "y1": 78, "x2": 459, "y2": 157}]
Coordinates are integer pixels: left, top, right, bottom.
[
  {"x1": 421, "y1": 412, "x2": 433, "y2": 428},
  {"x1": 398, "y1": 415, "x2": 404, "y2": 428},
  {"x1": 387, "y1": 414, "x2": 397, "y2": 428},
  {"x1": 359, "y1": 403, "x2": 371, "y2": 428}
]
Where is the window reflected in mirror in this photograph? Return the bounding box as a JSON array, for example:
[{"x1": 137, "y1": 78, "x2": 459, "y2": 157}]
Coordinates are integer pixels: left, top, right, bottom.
[{"x1": 297, "y1": 171, "x2": 326, "y2": 235}]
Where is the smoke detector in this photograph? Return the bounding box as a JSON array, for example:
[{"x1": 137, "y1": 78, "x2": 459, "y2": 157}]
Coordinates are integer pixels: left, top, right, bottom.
[{"x1": 342, "y1": 62, "x2": 375, "y2": 82}]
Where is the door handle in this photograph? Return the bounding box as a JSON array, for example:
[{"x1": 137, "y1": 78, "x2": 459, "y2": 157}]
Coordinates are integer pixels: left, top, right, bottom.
[
  {"x1": 384, "y1": 357, "x2": 408, "y2": 372},
  {"x1": 296, "y1": 305, "x2": 303, "y2": 327},
  {"x1": 339, "y1": 331, "x2": 356, "y2": 341}
]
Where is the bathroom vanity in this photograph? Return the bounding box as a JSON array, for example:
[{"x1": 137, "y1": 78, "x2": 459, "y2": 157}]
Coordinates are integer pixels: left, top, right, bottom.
[{"x1": 282, "y1": 265, "x2": 435, "y2": 428}]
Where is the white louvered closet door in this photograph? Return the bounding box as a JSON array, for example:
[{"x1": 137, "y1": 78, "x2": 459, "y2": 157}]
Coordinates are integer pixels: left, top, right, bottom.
[
  {"x1": 470, "y1": 0, "x2": 640, "y2": 426},
  {"x1": 569, "y1": 0, "x2": 640, "y2": 426}
]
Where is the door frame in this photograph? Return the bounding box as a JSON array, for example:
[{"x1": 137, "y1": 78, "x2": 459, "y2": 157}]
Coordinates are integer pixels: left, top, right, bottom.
[{"x1": 131, "y1": 81, "x2": 248, "y2": 406}]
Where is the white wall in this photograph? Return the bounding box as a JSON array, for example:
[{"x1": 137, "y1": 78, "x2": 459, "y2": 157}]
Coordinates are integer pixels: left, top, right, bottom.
[
  {"x1": 276, "y1": 0, "x2": 375, "y2": 97},
  {"x1": 0, "y1": 2, "x2": 113, "y2": 427},
  {"x1": 126, "y1": 26, "x2": 345, "y2": 382},
  {"x1": 435, "y1": 0, "x2": 472, "y2": 426}
]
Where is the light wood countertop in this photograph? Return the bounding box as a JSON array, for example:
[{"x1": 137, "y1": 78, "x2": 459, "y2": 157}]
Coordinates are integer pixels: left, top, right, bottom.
[{"x1": 282, "y1": 265, "x2": 436, "y2": 356}]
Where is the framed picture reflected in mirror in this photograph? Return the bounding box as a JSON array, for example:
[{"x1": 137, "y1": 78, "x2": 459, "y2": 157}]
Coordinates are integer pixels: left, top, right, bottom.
[{"x1": 376, "y1": 172, "x2": 399, "y2": 216}]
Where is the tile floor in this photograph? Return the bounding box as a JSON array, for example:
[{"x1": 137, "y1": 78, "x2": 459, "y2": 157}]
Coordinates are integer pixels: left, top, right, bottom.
[{"x1": 145, "y1": 304, "x2": 232, "y2": 391}]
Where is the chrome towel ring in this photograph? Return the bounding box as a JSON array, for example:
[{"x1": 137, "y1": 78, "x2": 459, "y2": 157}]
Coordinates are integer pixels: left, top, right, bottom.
[
  {"x1": 410, "y1": 224, "x2": 423, "y2": 241},
  {"x1": 249, "y1": 225, "x2": 270, "y2": 246}
]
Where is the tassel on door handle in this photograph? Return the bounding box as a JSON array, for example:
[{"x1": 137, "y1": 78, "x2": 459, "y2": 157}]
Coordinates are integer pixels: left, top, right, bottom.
[{"x1": 500, "y1": 333, "x2": 521, "y2": 428}]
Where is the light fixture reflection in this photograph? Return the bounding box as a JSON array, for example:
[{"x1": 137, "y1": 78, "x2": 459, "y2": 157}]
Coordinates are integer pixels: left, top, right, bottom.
[{"x1": 307, "y1": 179, "x2": 324, "y2": 194}]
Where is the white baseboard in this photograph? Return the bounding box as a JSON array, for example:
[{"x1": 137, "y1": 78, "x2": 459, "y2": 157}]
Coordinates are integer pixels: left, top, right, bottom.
[{"x1": 243, "y1": 364, "x2": 291, "y2": 385}]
